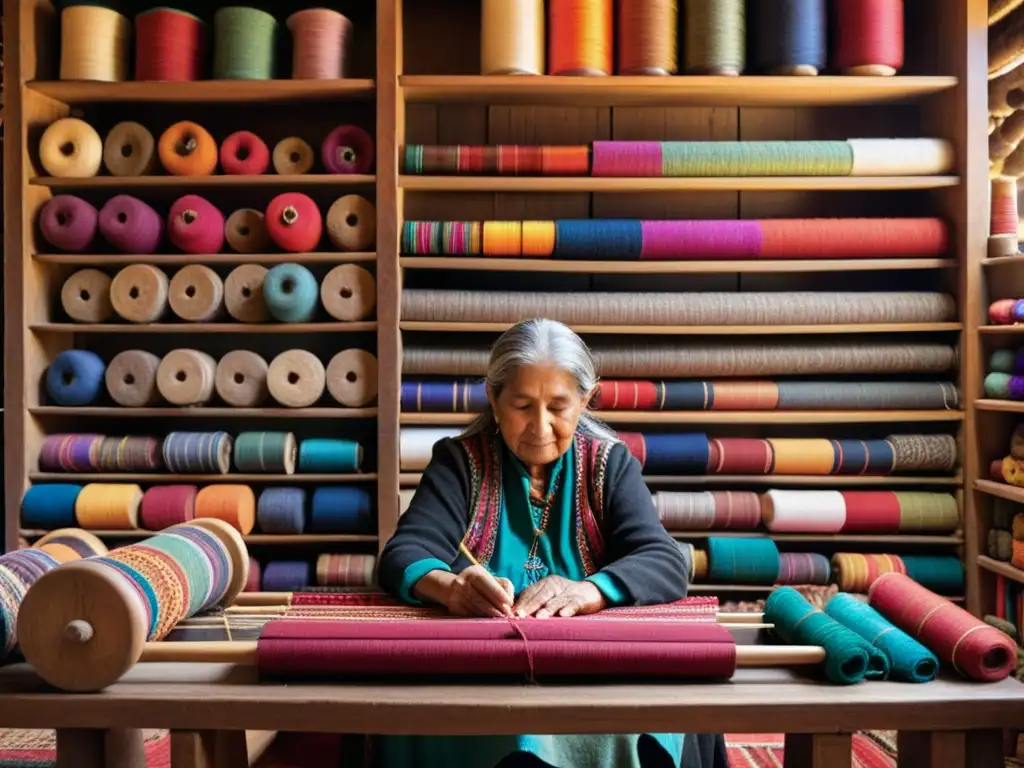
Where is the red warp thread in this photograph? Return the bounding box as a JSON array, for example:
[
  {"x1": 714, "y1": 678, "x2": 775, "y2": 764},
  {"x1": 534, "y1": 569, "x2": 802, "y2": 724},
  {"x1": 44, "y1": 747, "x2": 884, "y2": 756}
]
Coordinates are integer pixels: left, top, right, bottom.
[{"x1": 506, "y1": 617, "x2": 537, "y2": 684}]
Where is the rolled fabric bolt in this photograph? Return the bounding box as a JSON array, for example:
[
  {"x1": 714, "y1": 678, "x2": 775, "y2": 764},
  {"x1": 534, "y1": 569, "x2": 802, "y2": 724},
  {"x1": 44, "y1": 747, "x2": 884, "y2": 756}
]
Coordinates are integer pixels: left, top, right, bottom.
[
  {"x1": 158, "y1": 121, "x2": 219, "y2": 176},
  {"x1": 39, "y1": 196, "x2": 98, "y2": 252},
  {"x1": 273, "y1": 137, "x2": 315, "y2": 175},
  {"x1": 316, "y1": 553, "x2": 376, "y2": 587},
  {"x1": 167, "y1": 195, "x2": 226, "y2": 254},
  {"x1": 168, "y1": 265, "x2": 224, "y2": 322},
  {"x1": 39, "y1": 118, "x2": 103, "y2": 178},
  {"x1": 298, "y1": 438, "x2": 363, "y2": 473},
  {"x1": 213, "y1": 6, "x2": 277, "y2": 80},
  {"x1": 761, "y1": 490, "x2": 846, "y2": 534},
  {"x1": 263, "y1": 561, "x2": 310, "y2": 591},
  {"x1": 21, "y1": 485, "x2": 82, "y2": 530},
  {"x1": 224, "y1": 264, "x2": 272, "y2": 322},
  {"x1": 46, "y1": 350, "x2": 106, "y2": 406},
  {"x1": 215, "y1": 350, "x2": 270, "y2": 407},
  {"x1": 75, "y1": 483, "x2": 143, "y2": 530},
  {"x1": 235, "y1": 432, "x2": 298, "y2": 475},
  {"x1": 38, "y1": 435, "x2": 102, "y2": 473},
  {"x1": 103, "y1": 121, "x2": 158, "y2": 177},
  {"x1": 61, "y1": 269, "x2": 114, "y2": 323},
  {"x1": 220, "y1": 131, "x2": 270, "y2": 175},
  {"x1": 105, "y1": 350, "x2": 162, "y2": 407},
  {"x1": 225, "y1": 209, "x2": 272, "y2": 254},
  {"x1": 267, "y1": 350, "x2": 327, "y2": 408},
  {"x1": 257, "y1": 487, "x2": 307, "y2": 534},
  {"x1": 156, "y1": 349, "x2": 217, "y2": 406},
  {"x1": 194, "y1": 484, "x2": 256, "y2": 535},
  {"x1": 310, "y1": 487, "x2": 374, "y2": 533},
  {"x1": 162, "y1": 432, "x2": 233, "y2": 475},
  {"x1": 266, "y1": 193, "x2": 323, "y2": 253},
  {"x1": 110, "y1": 264, "x2": 170, "y2": 324},
  {"x1": 98, "y1": 195, "x2": 164, "y2": 254},
  {"x1": 326, "y1": 195, "x2": 376, "y2": 251},
  {"x1": 321, "y1": 125, "x2": 375, "y2": 174},
  {"x1": 287, "y1": 8, "x2": 352, "y2": 79},
  {"x1": 263, "y1": 263, "x2": 319, "y2": 323},
  {"x1": 326, "y1": 349, "x2": 378, "y2": 407},
  {"x1": 140, "y1": 485, "x2": 197, "y2": 530},
  {"x1": 320, "y1": 264, "x2": 376, "y2": 321}
]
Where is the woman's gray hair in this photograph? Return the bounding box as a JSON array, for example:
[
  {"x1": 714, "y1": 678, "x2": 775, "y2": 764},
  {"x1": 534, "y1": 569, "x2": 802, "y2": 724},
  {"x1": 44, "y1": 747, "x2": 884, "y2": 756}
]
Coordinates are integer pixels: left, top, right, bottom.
[{"x1": 462, "y1": 318, "x2": 618, "y2": 441}]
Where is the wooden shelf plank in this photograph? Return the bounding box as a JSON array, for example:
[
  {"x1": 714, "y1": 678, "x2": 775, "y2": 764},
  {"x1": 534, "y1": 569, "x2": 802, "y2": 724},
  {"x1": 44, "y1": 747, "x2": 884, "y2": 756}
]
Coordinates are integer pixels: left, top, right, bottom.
[
  {"x1": 29, "y1": 407, "x2": 378, "y2": 419},
  {"x1": 973, "y1": 479, "x2": 1024, "y2": 503},
  {"x1": 669, "y1": 531, "x2": 963, "y2": 544},
  {"x1": 400, "y1": 75, "x2": 959, "y2": 107},
  {"x1": 978, "y1": 326, "x2": 1024, "y2": 335},
  {"x1": 982, "y1": 255, "x2": 1024, "y2": 267},
  {"x1": 400, "y1": 257, "x2": 958, "y2": 274},
  {"x1": 401, "y1": 410, "x2": 964, "y2": 425},
  {"x1": 975, "y1": 400, "x2": 1024, "y2": 413},
  {"x1": 400, "y1": 321, "x2": 963, "y2": 336},
  {"x1": 28, "y1": 473, "x2": 377, "y2": 483},
  {"x1": 28, "y1": 79, "x2": 376, "y2": 104},
  {"x1": 32, "y1": 175, "x2": 376, "y2": 189},
  {"x1": 401, "y1": 473, "x2": 962, "y2": 488},
  {"x1": 36, "y1": 253, "x2": 376, "y2": 266},
  {"x1": 21, "y1": 529, "x2": 378, "y2": 545},
  {"x1": 977, "y1": 556, "x2": 1024, "y2": 585},
  {"x1": 31, "y1": 322, "x2": 377, "y2": 334}
]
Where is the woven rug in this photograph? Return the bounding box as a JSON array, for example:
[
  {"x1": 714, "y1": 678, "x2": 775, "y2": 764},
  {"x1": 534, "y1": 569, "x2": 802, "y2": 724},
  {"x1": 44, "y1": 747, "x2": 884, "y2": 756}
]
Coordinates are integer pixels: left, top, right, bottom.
[{"x1": 727, "y1": 732, "x2": 896, "y2": 768}]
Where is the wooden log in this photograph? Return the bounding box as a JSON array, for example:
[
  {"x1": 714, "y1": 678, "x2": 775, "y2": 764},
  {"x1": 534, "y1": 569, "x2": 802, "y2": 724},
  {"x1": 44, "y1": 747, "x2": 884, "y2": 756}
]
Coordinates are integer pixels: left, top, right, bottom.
[{"x1": 989, "y1": 9, "x2": 1024, "y2": 79}]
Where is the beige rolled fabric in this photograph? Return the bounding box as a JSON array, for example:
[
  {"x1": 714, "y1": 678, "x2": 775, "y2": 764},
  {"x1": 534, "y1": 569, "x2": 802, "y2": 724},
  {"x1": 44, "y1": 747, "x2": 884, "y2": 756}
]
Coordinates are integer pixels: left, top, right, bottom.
[
  {"x1": 60, "y1": 5, "x2": 130, "y2": 81},
  {"x1": 320, "y1": 264, "x2": 376, "y2": 321},
  {"x1": 61, "y1": 269, "x2": 114, "y2": 323},
  {"x1": 224, "y1": 264, "x2": 272, "y2": 323},
  {"x1": 326, "y1": 195, "x2": 376, "y2": 251},
  {"x1": 169, "y1": 265, "x2": 224, "y2": 322},
  {"x1": 103, "y1": 121, "x2": 158, "y2": 176},
  {"x1": 326, "y1": 349, "x2": 378, "y2": 407},
  {"x1": 215, "y1": 350, "x2": 270, "y2": 407},
  {"x1": 157, "y1": 349, "x2": 217, "y2": 406},
  {"x1": 39, "y1": 118, "x2": 103, "y2": 178},
  {"x1": 110, "y1": 264, "x2": 170, "y2": 324},
  {"x1": 273, "y1": 137, "x2": 315, "y2": 175},
  {"x1": 225, "y1": 209, "x2": 272, "y2": 254},
  {"x1": 106, "y1": 350, "x2": 162, "y2": 407},
  {"x1": 399, "y1": 489, "x2": 417, "y2": 516},
  {"x1": 267, "y1": 350, "x2": 326, "y2": 408}
]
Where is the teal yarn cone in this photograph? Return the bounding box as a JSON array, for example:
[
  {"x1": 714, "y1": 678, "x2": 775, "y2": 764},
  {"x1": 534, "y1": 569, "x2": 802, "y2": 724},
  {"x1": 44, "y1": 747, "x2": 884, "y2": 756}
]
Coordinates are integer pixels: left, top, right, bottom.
[
  {"x1": 763, "y1": 586, "x2": 871, "y2": 685},
  {"x1": 263, "y1": 263, "x2": 319, "y2": 323},
  {"x1": 213, "y1": 7, "x2": 277, "y2": 80},
  {"x1": 825, "y1": 593, "x2": 939, "y2": 683}
]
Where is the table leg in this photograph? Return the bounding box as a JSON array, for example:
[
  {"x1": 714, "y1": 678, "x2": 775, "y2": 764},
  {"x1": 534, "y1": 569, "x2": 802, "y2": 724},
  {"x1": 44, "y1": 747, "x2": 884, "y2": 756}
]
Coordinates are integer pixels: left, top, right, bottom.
[
  {"x1": 171, "y1": 730, "x2": 217, "y2": 768},
  {"x1": 55, "y1": 729, "x2": 104, "y2": 768},
  {"x1": 898, "y1": 731, "x2": 966, "y2": 767},
  {"x1": 214, "y1": 730, "x2": 250, "y2": 768},
  {"x1": 783, "y1": 733, "x2": 852, "y2": 767},
  {"x1": 105, "y1": 727, "x2": 147, "y2": 768},
  {"x1": 966, "y1": 729, "x2": 1005, "y2": 768}
]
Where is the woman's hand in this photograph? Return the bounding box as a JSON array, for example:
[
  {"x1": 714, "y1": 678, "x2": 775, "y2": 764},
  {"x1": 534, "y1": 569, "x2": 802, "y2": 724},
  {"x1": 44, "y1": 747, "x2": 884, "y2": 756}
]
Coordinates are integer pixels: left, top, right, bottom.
[
  {"x1": 443, "y1": 566, "x2": 515, "y2": 618},
  {"x1": 513, "y1": 575, "x2": 606, "y2": 618}
]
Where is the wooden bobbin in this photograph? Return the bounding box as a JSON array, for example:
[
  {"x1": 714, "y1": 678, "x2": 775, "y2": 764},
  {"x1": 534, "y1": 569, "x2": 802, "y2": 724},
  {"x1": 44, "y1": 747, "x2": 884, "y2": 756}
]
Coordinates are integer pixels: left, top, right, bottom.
[
  {"x1": 844, "y1": 64, "x2": 897, "y2": 77},
  {"x1": 989, "y1": 234, "x2": 1020, "y2": 258}
]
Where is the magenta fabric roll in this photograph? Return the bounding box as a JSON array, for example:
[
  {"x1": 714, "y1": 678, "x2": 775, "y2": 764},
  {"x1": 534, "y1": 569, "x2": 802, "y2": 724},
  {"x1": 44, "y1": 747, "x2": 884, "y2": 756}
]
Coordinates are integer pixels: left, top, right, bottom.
[
  {"x1": 167, "y1": 194, "x2": 226, "y2": 254},
  {"x1": 591, "y1": 141, "x2": 663, "y2": 177},
  {"x1": 321, "y1": 125, "x2": 375, "y2": 174},
  {"x1": 640, "y1": 221, "x2": 764, "y2": 260},
  {"x1": 98, "y1": 195, "x2": 164, "y2": 254},
  {"x1": 39, "y1": 195, "x2": 99, "y2": 252}
]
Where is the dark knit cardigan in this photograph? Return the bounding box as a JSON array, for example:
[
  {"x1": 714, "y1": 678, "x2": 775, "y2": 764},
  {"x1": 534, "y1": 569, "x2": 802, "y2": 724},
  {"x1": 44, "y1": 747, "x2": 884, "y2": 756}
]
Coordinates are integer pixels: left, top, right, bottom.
[{"x1": 378, "y1": 432, "x2": 689, "y2": 605}]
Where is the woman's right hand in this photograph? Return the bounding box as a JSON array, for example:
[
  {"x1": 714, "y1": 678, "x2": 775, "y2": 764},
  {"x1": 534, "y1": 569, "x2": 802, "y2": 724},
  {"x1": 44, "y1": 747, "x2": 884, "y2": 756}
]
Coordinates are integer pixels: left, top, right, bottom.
[{"x1": 445, "y1": 566, "x2": 515, "y2": 617}]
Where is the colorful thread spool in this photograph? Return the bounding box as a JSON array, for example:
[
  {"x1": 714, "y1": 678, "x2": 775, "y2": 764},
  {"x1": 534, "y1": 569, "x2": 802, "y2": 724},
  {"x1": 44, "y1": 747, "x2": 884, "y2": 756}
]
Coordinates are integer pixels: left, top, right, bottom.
[
  {"x1": 326, "y1": 349, "x2": 378, "y2": 407},
  {"x1": 267, "y1": 350, "x2": 326, "y2": 408},
  {"x1": 751, "y1": 0, "x2": 826, "y2": 76},
  {"x1": 287, "y1": 8, "x2": 352, "y2": 79},
  {"x1": 38, "y1": 435, "x2": 101, "y2": 473},
  {"x1": 234, "y1": 432, "x2": 298, "y2": 475},
  {"x1": 40, "y1": 195, "x2": 98, "y2": 252},
  {"x1": 140, "y1": 485, "x2": 198, "y2": 530},
  {"x1": 46, "y1": 350, "x2": 105, "y2": 406},
  {"x1": 32, "y1": 529, "x2": 108, "y2": 561},
  {"x1": 74, "y1": 483, "x2": 143, "y2": 530},
  {"x1": 549, "y1": 0, "x2": 613, "y2": 76},
  {"x1": 214, "y1": 6, "x2": 278, "y2": 79},
  {"x1": 110, "y1": 264, "x2": 170, "y2": 324},
  {"x1": 266, "y1": 194, "x2": 323, "y2": 252},
  {"x1": 91, "y1": 437, "x2": 163, "y2": 473},
  {"x1": 832, "y1": 0, "x2": 904, "y2": 76},
  {"x1": 683, "y1": 0, "x2": 745, "y2": 75},
  {"x1": 0, "y1": 549, "x2": 63, "y2": 660},
  {"x1": 775, "y1": 553, "x2": 831, "y2": 586},
  {"x1": 103, "y1": 122, "x2": 158, "y2": 177},
  {"x1": 316, "y1": 554, "x2": 376, "y2": 587},
  {"x1": 707, "y1": 537, "x2": 780, "y2": 585},
  {"x1": 326, "y1": 195, "x2": 376, "y2": 251},
  {"x1": 162, "y1": 432, "x2": 233, "y2": 475},
  {"x1": 39, "y1": 118, "x2": 103, "y2": 178},
  {"x1": 21, "y1": 485, "x2": 83, "y2": 530},
  {"x1": 169, "y1": 265, "x2": 224, "y2": 322},
  {"x1": 298, "y1": 439, "x2": 363, "y2": 473},
  {"x1": 195, "y1": 485, "x2": 256, "y2": 534},
  {"x1": 263, "y1": 263, "x2": 319, "y2": 322},
  {"x1": 481, "y1": 0, "x2": 544, "y2": 75},
  {"x1": 310, "y1": 487, "x2": 373, "y2": 534},
  {"x1": 98, "y1": 196, "x2": 164, "y2": 254},
  {"x1": 156, "y1": 349, "x2": 217, "y2": 406},
  {"x1": 168, "y1": 195, "x2": 226, "y2": 254},
  {"x1": 215, "y1": 350, "x2": 270, "y2": 407},
  {"x1": 105, "y1": 350, "x2": 162, "y2": 407},
  {"x1": 991, "y1": 178, "x2": 1019, "y2": 237},
  {"x1": 220, "y1": 131, "x2": 271, "y2": 176},
  {"x1": 257, "y1": 488, "x2": 307, "y2": 534},
  {"x1": 61, "y1": 269, "x2": 114, "y2": 323},
  {"x1": 158, "y1": 121, "x2": 219, "y2": 177},
  {"x1": 617, "y1": 0, "x2": 677, "y2": 75},
  {"x1": 59, "y1": 5, "x2": 130, "y2": 82},
  {"x1": 832, "y1": 553, "x2": 906, "y2": 592},
  {"x1": 135, "y1": 8, "x2": 206, "y2": 82},
  {"x1": 225, "y1": 209, "x2": 272, "y2": 253},
  {"x1": 321, "y1": 125, "x2": 374, "y2": 175},
  {"x1": 273, "y1": 137, "x2": 315, "y2": 175},
  {"x1": 224, "y1": 265, "x2": 272, "y2": 322},
  {"x1": 262, "y1": 561, "x2": 310, "y2": 591},
  {"x1": 320, "y1": 264, "x2": 376, "y2": 321}
]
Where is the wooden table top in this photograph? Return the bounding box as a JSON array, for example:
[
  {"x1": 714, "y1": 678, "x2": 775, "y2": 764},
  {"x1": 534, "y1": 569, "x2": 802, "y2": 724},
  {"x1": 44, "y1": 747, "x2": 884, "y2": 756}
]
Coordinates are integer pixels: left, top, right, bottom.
[{"x1": 0, "y1": 665, "x2": 1021, "y2": 735}]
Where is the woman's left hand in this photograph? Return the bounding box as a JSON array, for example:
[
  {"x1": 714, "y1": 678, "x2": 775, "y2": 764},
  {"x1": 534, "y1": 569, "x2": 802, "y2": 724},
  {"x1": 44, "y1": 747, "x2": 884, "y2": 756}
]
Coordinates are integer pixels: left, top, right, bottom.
[{"x1": 513, "y1": 575, "x2": 606, "y2": 618}]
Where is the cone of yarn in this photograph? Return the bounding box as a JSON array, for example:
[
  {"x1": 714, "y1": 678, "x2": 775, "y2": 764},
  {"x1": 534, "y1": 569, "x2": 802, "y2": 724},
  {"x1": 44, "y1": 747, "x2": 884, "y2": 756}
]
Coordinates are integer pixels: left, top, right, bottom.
[
  {"x1": 481, "y1": 0, "x2": 545, "y2": 75},
  {"x1": 320, "y1": 264, "x2": 376, "y2": 321},
  {"x1": 168, "y1": 195, "x2": 226, "y2": 254},
  {"x1": 75, "y1": 483, "x2": 143, "y2": 530},
  {"x1": 326, "y1": 349, "x2": 378, "y2": 407},
  {"x1": 140, "y1": 485, "x2": 198, "y2": 531},
  {"x1": 103, "y1": 121, "x2": 158, "y2": 177},
  {"x1": 257, "y1": 487, "x2": 307, "y2": 534},
  {"x1": 156, "y1": 349, "x2": 217, "y2": 406},
  {"x1": 220, "y1": 131, "x2": 271, "y2": 175},
  {"x1": 225, "y1": 209, "x2": 272, "y2": 253},
  {"x1": 273, "y1": 137, "x2": 315, "y2": 175},
  {"x1": 298, "y1": 439, "x2": 363, "y2": 473},
  {"x1": 98, "y1": 195, "x2": 164, "y2": 254},
  {"x1": 168, "y1": 265, "x2": 224, "y2": 322},
  {"x1": 162, "y1": 432, "x2": 233, "y2": 475},
  {"x1": 39, "y1": 118, "x2": 103, "y2": 178},
  {"x1": 234, "y1": 432, "x2": 298, "y2": 474},
  {"x1": 46, "y1": 350, "x2": 106, "y2": 406},
  {"x1": 267, "y1": 350, "x2": 326, "y2": 407},
  {"x1": 991, "y1": 178, "x2": 1019, "y2": 237},
  {"x1": 682, "y1": 0, "x2": 745, "y2": 75},
  {"x1": 263, "y1": 263, "x2": 319, "y2": 322},
  {"x1": 224, "y1": 264, "x2": 272, "y2": 322},
  {"x1": 110, "y1": 264, "x2": 169, "y2": 323},
  {"x1": 215, "y1": 350, "x2": 270, "y2": 407},
  {"x1": 617, "y1": 0, "x2": 677, "y2": 75},
  {"x1": 135, "y1": 8, "x2": 206, "y2": 81},
  {"x1": 266, "y1": 193, "x2": 323, "y2": 253},
  {"x1": 60, "y1": 5, "x2": 130, "y2": 81},
  {"x1": 321, "y1": 125, "x2": 374, "y2": 174},
  {"x1": 39, "y1": 196, "x2": 98, "y2": 252},
  {"x1": 105, "y1": 350, "x2": 162, "y2": 407},
  {"x1": 21, "y1": 485, "x2": 83, "y2": 529},
  {"x1": 193, "y1": 485, "x2": 255, "y2": 535},
  {"x1": 158, "y1": 121, "x2": 219, "y2": 176},
  {"x1": 326, "y1": 195, "x2": 376, "y2": 251},
  {"x1": 831, "y1": 0, "x2": 904, "y2": 76},
  {"x1": 61, "y1": 269, "x2": 114, "y2": 323},
  {"x1": 549, "y1": 0, "x2": 613, "y2": 76},
  {"x1": 287, "y1": 8, "x2": 352, "y2": 79},
  {"x1": 213, "y1": 6, "x2": 278, "y2": 80}
]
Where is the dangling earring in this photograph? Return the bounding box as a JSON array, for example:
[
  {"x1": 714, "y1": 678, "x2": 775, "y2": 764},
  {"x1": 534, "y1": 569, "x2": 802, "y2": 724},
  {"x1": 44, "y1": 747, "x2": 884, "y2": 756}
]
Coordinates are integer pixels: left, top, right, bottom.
[{"x1": 494, "y1": 417, "x2": 500, "y2": 434}]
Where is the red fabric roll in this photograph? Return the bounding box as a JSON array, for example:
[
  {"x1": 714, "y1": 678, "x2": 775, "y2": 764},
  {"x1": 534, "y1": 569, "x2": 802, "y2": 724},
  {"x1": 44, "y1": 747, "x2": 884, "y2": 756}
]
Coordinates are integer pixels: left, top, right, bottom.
[
  {"x1": 595, "y1": 381, "x2": 661, "y2": 410},
  {"x1": 759, "y1": 219, "x2": 946, "y2": 258},
  {"x1": 707, "y1": 438, "x2": 773, "y2": 474},
  {"x1": 839, "y1": 491, "x2": 901, "y2": 533},
  {"x1": 220, "y1": 131, "x2": 271, "y2": 175},
  {"x1": 140, "y1": 485, "x2": 197, "y2": 530},
  {"x1": 615, "y1": 432, "x2": 647, "y2": 467}
]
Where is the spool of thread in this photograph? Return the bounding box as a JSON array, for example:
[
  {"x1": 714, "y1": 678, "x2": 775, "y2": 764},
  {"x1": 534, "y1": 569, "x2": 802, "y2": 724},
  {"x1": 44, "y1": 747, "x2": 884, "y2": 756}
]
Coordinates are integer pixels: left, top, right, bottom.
[
  {"x1": 776, "y1": 553, "x2": 831, "y2": 586},
  {"x1": 617, "y1": 0, "x2": 677, "y2": 75},
  {"x1": 60, "y1": 5, "x2": 130, "y2": 81},
  {"x1": 549, "y1": 0, "x2": 613, "y2": 76},
  {"x1": 225, "y1": 209, "x2": 272, "y2": 253},
  {"x1": 245, "y1": 559, "x2": 262, "y2": 592},
  {"x1": 832, "y1": 553, "x2": 906, "y2": 592},
  {"x1": 310, "y1": 487, "x2": 373, "y2": 533},
  {"x1": 38, "y1": 435, "x2": 100, "y2": 472},
  {"x1": 263, "y1": 561, "x2": 311, "y2": 591},
  {"x1": 21, "y1": 485, "x2": 83, "y2": 529},
  {"x1": 901, "y1": 556, "x2": 965, "y2": 595},
  {"x1": 752, "y1": 0, "x2": 826, "y2": 76},
  {"x1": 213, "y1": 6, "x2": 278, "y2": 80},
  {"x1": 158, "y1": 121, "x2": 219, "y2": 177},
  {"x1": 140, "y1": 485, "x2": 198, "y2": 530},
  {"x1": 267, "y1": 350, "x2": 327, "y2": 408},
  {"x1": 91, "y1": 437, "x2": 163, "y2": 473},
  {"x1": 46, "y1": 350, "x2": 106, "y2": 406},
  {"x1": 481, "y1": 0, "x2": 544, "y2": 75},
  {"x1": 195, "y1": 485, "x2": 256, "y2": 534},
  {"x1": 215, "y1": 350, "x2": 270, "y2": 407},
  {"x1": 992, "y1": 529, "x2": 1014, "y2": 561},
  {"x1": 135, "y1": 8, "x2": 206, "y2": 82},
  {"x1": 298, "y1": 439, "x2": 363, "y2": 473},
  {"x1": 235, "y1": 432, "x2": 298, "y2": 475},
  {"x1": 832, "y1": 0, "x2": 904, "y2": 76},
  {"x1": 761, "y1": 490, "x2": 846, "y2": 533},
  {"x1": 992, "y1": 178, "x2": 1019, "y2": 237},
  {"x1": 321, "y1": 126, "x2": 375, "y2": 175},
  {"x1": 263, "y1": 263, "x2": 319, "y2": 322},
  {"x1": 683, "y1": 0, "x2": 745, "y2": 75},
  {"x1": 257, "y1": 488, "x2": 307, "y2": 534},
  {"x1": 61, "y1": 269, "x2": 114, "y2": 323},
  {"x1": 98, "y1": 196, "x2": 164, "y2": 254},
  {"x1": 316, "y1": 554, "x2": 376, "y2": 587},
  {"x1": 169, "y1": 265, "x2": 224, "y2": 322},
  {"x1": 105, "y1": 350, "x2": 161, "y2": 407},
  {"x1": 287, "y1": 8, "x2": 352, "y2": 79},
  {"x1": 75, "y1": 483, "x2": 143, "y2": 530},
  {"x1": 988, "y1": 235, "x2": 1020, "y2": 259},
  {"x1": 266, "y1": 194, "x2": 323, "y2": 253},
  {"x1": 0, "y1": 549, "x2": 63, "y2": 660},
  {"x1": 162, "y1": 432, "x2": 233, "y2": 475},
  {"x1": 220, "y1": 131, "x2": 271, "y2": 176},
  {"x1": 273, "y1": 137, "x2": 315, "y2": 175},
  {"x1": 326, "y1": 195, "x2": 376, "y2": 251},
  {"x1": 707, "y1": 537, "x2": 780, "y2": 585},
  {"x1": 103, "y1": 122, "x2": 158, "y2": 177},
  {"x1": 320, "y1": 264, "x2": 376, "y2": 321},
  {"x1": 224, "y1": 264, "x2": 272, "y2": 322},
  {"x1": 168, "y1": 195, "x2": 226, "y2": 254},
  {"x1": 39, "y1": 196, "x2": 98, "y2": 252},
  {"x1": 32, "y1": 529, "x2": 108, "y2": 561},
  {"x1": 326, "y1": 349, "x2": 378, "y2": 407},
  {"x1": 110, "y1": 264, "x2": 169, "y2": 324},
  {"x1": 156, "y1": 349, "x2": 217, "y2": 406},
  {"x1": 39, "y1": 118, "x2": 103, "y2": 178}
]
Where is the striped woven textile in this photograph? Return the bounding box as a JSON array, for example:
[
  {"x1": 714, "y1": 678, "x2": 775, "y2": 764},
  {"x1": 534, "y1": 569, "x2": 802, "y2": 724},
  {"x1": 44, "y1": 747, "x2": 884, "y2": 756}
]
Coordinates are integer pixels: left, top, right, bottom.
[
  {"x1": 653, "y1": 491, "x2": 761, "y2": 531},
  {"x1": 776, "y1": 553, "x2": 832, "y2": 586},
  {"x1": 38, "y1": 434, "x2": 162, "y2": 473},
  {"x1": 401, "y1": 380, "x2": 487, "y2": 412},
  {"x1": 403, "y1": 145, "x2": 590, "y2": 176}
]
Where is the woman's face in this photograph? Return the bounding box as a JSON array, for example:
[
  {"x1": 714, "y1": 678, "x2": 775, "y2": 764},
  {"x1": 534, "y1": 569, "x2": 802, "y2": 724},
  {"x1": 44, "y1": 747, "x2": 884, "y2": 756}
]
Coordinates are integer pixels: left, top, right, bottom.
[{"x1": 489, "y1": 364, "x2": 593, "y2": 467}]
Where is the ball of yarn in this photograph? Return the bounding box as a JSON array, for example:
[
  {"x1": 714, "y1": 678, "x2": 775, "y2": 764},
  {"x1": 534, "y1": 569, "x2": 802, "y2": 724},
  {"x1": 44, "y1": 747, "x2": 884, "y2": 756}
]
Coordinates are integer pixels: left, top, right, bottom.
[
  {"x1": 213, "y1": 6, "x2": 278, "y2": 80},
  {"x1": 158, "y1": 121, "x2": 218, "y2": 176},
  {"x1": 21, "y1": 485, "x2": 82, "y2": 529},
  {"x1": 98, "y1": 195, "x2": 164, "y2": 254},
  {"x1": 39, "y1": 118, "x2": 103, "y2": 178},
  {"x1": 134, "y1": 7, "x2": 206, "y2": 82},
  {"x1": 103, "y1": 121, "x2": 158, "y2": 177},
  {"x1": 266, "y1": 193, "x2": 323, "y2": 252},
  {"x1": 989, "y1": 529, "x2": 1014, "y2": 561},
  {"x1": 990, "y1": 298, "x2": 1017, "y2": 325},
  {"x1": 263, "y1": 264, "x2": 319, "y2": 323},
  {"x1": 321, "y1": 125, "x2": 374, "y2": 174},
  {"x1": 46, "y1": 350, "x2": 106, "y2": 406},
  {"x1": 167, "y1": 194, "x2": 226, "y2": 254},
  {"x1": 39, "y1": 195, "x2": 98, "y2": 252},
  {"x1": 985, "y1": 372, "x2": 1011, "y2": 399},
  {"x1": 990, "y1": 348, "x2": 1016, "y2": 373},
  {"x1": 273, "y1": 137, "x2": 315, "y2": 175},
  {"x1": 225, "y1": 209, "x2": 272, "y2": 253},
  {"x1": 220, "y1": 131, "x2": 270, "y2": 175},
  {"x1": 326, "y1": 195, "x2": 376, "y2": 251},
  {"x1": 257, "y1": 487, "x2": 307, "y2": 534}
]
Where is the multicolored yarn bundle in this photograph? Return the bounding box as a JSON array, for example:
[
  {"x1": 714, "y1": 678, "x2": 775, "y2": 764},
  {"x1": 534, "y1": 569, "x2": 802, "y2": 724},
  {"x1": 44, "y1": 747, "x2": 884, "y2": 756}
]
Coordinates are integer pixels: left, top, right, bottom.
[
  {"x1": 403, "y1": 145, "x2": 590, "y2": 176},
  {"x1": 988, "y1": 297, "x2": 1024, "y2": 325}
]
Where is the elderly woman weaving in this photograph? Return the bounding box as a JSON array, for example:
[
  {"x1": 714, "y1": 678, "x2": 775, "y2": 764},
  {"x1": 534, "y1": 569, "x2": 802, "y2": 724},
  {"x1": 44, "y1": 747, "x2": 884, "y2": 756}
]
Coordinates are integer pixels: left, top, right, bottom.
[{"x1": 378, "y1": 319, "x2": 728, "y2": 768}]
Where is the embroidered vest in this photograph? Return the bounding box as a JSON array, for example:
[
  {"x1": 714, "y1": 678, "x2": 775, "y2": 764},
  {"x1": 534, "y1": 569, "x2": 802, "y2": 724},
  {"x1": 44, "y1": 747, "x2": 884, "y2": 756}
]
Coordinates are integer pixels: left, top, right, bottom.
[{"x1": 457, "y1": 432, "x2": 615, "y2": 576}]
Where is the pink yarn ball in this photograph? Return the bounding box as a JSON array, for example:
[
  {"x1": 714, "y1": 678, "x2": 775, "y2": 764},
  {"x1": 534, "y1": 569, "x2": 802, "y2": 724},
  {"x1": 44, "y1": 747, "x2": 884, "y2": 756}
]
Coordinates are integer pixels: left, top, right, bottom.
[
  {"x1": 167, "y1": 194, "x2": 225, "y2": 254},
  {"x1": 220, "y1": 131, "x2": 270, "y2": 175},
  {"x1": 321, "y1": 125, "x2": 374, "y2": 174}
]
